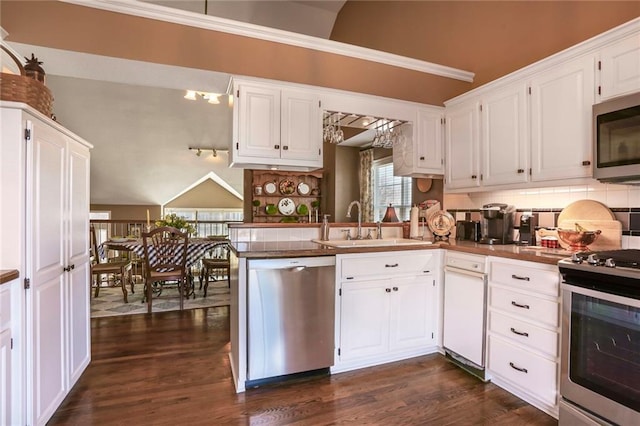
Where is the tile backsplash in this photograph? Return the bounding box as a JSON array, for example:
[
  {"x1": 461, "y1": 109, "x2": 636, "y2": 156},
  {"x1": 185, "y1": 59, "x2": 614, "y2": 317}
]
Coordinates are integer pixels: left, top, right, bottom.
[{"x1": 444, "y1": 181, "x2": 640, "y2": 248}]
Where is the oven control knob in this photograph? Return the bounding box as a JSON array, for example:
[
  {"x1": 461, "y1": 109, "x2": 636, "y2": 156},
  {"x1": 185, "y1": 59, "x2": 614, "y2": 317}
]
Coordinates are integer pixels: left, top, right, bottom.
[
  {"x1": 571, "y1": 253, "x2": 583, "y2": 263},
  {"x1": 587, "y1": 254, "x2": 600, "y2": 265},
  {"x1": 604, "y1": 258, "x2": 616, "y2": 268}
]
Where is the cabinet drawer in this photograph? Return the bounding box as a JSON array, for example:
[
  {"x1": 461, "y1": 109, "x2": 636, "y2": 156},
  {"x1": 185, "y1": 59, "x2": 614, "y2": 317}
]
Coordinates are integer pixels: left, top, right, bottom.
[
  {"x1": 489, "y1": 286, "x2": 559, "y2": 328},
  {"x1": 490, "y1": 261, "x2": 559, "y2": 296},
  {"x1": 341, "y1": 252, "x2": 434, "y2": 280},
  {"x1": 488, "y1": 310, "x2": 558, "y2": 358},
  {"x1": 488, "y1": 335, "x2": 558, "y2": 406}
]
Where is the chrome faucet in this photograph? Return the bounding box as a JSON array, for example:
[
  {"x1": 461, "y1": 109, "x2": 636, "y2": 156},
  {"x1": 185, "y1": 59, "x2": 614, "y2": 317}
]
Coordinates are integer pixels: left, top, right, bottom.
[{"x1": 346, "y1": 200, "x2": 363, "y2": 239}]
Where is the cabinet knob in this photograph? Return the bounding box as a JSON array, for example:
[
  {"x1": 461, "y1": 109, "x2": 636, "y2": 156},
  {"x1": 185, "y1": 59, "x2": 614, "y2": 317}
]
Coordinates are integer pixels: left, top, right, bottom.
[
  {"x1": 517, "y1": 169, "x2": 524, "y2": 174},
  {"x1": 471, "y1": 175, "x2": 477, "y2": 179},
  {"x1": 385, "y1": 288, "x2": 391, "y2": 293},
  {"x1": 282, "y1": 145, "x2": 288, "y2": 150},
  {"x1": 582, "y1": 160, "x2": 591, "y2": 166},
  {"x1": 392, "y1": 287, "x2": 398, "y2": 291},
  {"x1": 274, "y1": 145, "x2": 280, "y2": 149},
  {"x1": 419, "y1": 156, "x2": 425, "y2": 160}
]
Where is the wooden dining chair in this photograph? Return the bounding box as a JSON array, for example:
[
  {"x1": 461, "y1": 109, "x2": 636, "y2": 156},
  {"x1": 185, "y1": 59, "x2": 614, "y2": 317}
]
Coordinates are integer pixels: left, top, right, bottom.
[
  {"x1": 90, "y1": 225, "x2": 133, "y2": 303},
  {"x1": 141, "y1": 226, "x2": 189, "y2": 314},
  {"x1": 199, "y1": 242, "x2": 231, "y2": 297}
]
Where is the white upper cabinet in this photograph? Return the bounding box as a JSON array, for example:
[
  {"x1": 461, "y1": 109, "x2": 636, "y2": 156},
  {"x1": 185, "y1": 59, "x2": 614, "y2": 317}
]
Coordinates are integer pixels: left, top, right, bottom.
[
  {"x1": 281, "y1": 89, "x2": 322, "y2": 161},
  {"x1": 598, "y1": 32, "x2": 640, "y2": 101},
  {"x1": 236, "y1": 84, "x2": 281, "y2": 160},
  {"x1": 231, "y1": 79, "x2": 322, "y2": 171},
  {"x1": 393, "y1": 107, "x2": 444, "y2": 177},
  {"x1": 445, "y1": 99, "x2": 480, "y2": 189},
  {"x1": 443, "y1": 20, "x2": 639, "y2": 192},
  {"x1": 530, "y1": 54, "x2": 595, "y2": 182},
  {"x1": 481, "y1": 82, "x2": 529, "y2": 187}
]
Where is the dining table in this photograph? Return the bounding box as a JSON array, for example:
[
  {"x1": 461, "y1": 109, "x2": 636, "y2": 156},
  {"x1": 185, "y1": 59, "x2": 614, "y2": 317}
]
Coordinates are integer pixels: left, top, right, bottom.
[{"x1": 100, "y1": 236, "x2": 229, "y2": 297}]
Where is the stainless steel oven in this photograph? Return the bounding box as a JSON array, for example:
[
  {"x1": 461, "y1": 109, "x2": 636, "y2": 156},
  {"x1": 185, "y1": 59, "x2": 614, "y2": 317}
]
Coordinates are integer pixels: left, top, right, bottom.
[{"x1": 559, "y1": 250, "x2": 640, "y2": 426}]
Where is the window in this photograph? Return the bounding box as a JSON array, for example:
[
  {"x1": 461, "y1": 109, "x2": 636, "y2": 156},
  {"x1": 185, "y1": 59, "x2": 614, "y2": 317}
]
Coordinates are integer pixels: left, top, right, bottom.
[
  {"x1": 372, "y1": 157, "x2": 412, "y2": 221},
  {"x1": 163, "y1": 208, "x2": 243, "y2": 237}
]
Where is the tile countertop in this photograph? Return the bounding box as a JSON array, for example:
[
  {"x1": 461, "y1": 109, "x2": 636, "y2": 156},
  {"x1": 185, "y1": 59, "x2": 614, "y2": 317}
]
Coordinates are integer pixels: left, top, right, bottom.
[{"x1": 230, "y1": 239, "x2": 584, "y2": 265}]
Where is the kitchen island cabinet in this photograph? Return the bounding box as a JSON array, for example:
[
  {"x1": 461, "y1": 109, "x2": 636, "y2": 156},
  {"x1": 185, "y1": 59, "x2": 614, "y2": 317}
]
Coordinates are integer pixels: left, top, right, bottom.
[{"x1": 333, "y1": 250, "x2": 441, "y2": 373}]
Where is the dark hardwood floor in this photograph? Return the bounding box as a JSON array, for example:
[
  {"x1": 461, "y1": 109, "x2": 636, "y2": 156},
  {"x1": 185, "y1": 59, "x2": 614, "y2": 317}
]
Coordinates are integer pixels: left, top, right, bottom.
[{"x1": 49, "y1": 307, "x2": 557, "y2": 425}]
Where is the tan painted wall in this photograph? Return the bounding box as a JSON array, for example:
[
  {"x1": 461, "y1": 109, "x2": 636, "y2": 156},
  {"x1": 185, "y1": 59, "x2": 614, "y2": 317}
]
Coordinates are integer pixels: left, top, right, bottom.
[
  {"x1": 165, "y1": 179, "x2": 243, "y2": 209},
  {"x1": 332, "y1": 1, "x2": 640, "y2": 89},
  {"x1": 90, "y1": 204, "x2": 161, "y2": 221}
]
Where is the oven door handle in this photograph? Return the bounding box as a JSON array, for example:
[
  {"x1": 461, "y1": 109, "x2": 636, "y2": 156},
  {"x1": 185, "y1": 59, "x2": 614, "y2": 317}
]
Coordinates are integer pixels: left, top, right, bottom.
[{"x1": 561, "y1": 283, "x2": 640, "y2": 307}]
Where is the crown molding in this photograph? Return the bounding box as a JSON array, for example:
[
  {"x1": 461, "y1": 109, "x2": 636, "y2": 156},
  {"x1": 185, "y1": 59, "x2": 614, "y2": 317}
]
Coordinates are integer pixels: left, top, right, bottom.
[{"x1": 61, "y1": 0, "x2": 474, "y2": 83}]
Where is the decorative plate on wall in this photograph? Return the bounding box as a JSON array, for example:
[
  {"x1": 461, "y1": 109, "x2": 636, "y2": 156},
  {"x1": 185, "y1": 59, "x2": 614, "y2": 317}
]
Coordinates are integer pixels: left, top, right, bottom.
[
  {"x1": 263, "y1": 182, "x2": 277, "y2": 195},
  {"x1": 297, "y1": 182, "x2": 310, "y2": 196},
  {"x1": 265, "y1": 204, "x2": 277, "y2": 215},
  {"x1": 279, "y1": 179, "x2": 296, "y2": 195},
  {"x1": 278, "y1": 198, "x2": 296, "y2": 216}
]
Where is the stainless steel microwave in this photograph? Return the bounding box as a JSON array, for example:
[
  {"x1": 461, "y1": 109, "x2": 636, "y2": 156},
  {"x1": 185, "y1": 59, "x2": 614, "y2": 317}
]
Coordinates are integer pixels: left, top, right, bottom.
[{"x1": 593, "y1": 92, "x2": 640, "y2": 184}]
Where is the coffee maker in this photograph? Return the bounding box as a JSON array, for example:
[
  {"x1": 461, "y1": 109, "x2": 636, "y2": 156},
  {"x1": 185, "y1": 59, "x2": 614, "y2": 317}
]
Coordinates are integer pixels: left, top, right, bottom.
[{"x1": 479, "y1": 203, "x2": 515, "y2": 245}]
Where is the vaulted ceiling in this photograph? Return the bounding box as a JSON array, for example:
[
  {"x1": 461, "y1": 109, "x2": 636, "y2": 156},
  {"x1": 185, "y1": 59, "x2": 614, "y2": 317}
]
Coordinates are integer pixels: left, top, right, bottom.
[{"x1": 1, "y1": 1, "x2": 638, "y2": 207}]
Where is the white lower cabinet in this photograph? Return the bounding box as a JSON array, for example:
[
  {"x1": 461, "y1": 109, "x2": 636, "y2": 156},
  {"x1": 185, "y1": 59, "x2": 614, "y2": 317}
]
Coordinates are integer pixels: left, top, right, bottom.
[
  {"x1": 486, "y1": 256, "x2": 560, "y2": 418},
  {"x1": 333, "y1": 250, "x2": 440, "y2": 373}
]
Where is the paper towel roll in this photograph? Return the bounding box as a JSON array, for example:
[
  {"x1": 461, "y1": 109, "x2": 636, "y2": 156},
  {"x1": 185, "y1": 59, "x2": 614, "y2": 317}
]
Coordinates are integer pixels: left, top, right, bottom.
[{"x1": 410, "y1": 206, "x2": 420, "y2": 238}]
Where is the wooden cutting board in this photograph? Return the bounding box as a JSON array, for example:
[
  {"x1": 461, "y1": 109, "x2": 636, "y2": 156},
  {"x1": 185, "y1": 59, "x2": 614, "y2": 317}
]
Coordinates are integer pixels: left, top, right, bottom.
[
  {"x1": 557, "y1": 219, "x2": 622, "y2": 250},
  {"x1": 557, "y1": 200, "x2": 615, "y2": 223}
]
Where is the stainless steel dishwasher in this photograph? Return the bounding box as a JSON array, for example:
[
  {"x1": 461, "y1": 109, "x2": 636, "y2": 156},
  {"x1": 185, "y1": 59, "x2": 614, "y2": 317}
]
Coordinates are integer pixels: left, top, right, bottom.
[{"x1": 247, "y1": 256, "x2": 336, "y2": 382}]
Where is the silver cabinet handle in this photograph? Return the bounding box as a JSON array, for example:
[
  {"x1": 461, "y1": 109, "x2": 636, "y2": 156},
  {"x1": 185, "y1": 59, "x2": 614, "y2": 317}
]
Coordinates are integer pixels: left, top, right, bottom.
[
  {"x1": 511, "y1": 301, "x2": 530, "y2": 309},
  {"x1": 511, "y1": 274, "x2": 530, "y2": 281},
  {"x1": 509, "y1": 362, "x2": 528, "y2": 373}
]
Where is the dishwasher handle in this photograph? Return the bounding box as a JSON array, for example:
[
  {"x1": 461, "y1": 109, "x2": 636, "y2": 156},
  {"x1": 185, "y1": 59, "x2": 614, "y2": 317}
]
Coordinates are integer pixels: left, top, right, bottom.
[{"x1": 444, "y1": 265, "x2": 487, "y2": 280}]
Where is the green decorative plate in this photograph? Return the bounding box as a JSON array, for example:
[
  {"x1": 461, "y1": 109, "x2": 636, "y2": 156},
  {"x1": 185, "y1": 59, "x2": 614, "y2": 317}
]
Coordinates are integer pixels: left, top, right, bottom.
[
  {"x1": 265, "y1": 204, "x2": 277, "y2": 215},
  {"x1": 296, "y1": 203, "x2": 309, "y2": 215}
]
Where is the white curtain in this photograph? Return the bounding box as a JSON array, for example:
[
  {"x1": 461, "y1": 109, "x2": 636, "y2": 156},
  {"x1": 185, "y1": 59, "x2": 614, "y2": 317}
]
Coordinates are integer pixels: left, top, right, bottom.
[{"x1": 359, "y1": 149, "x2": 374, "y2": 222}]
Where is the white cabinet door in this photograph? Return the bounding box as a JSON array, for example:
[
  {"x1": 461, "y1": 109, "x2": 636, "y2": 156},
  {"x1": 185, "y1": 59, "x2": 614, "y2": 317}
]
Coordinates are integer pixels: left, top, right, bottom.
[
  {"x1": 481, "y1": 82, "x2": 529, "y2": 186},
  {"x1": 66, "y1": 143, "x2": 91, "y2": 387},
  {"x1": 339, "y1": 279, "x2": 390, "y2": 361},
  {"x1": 394, "y1": 108, "x2": 443, "y2": 177},
  {"x1": 530, "y1": 55, "x2": 595, "y2": 182},
  {"x1": 445, "y1": 99, "x2": 481, "y2": 189},
  {"x1": 29, "y1": 119, "x2": 68, "y2": 425},
  {"x1": 389, "y1": 275, "x2": 435, "y2": 351},
  {"x1": 0, "y1": 328, "x2": 10, "y2": 426},
  {"x1": 236, "y1": 84, "x2": 281, "y2": 159},
  {"x1": 415, "y1": 108, "x2": 444, "y2": 173},
  {"x1": 281, "y1": 89, "x2": 321, "y2": 163},
  {"x1": 599, "y1": 33, "x2": 640, "y2": 101}
]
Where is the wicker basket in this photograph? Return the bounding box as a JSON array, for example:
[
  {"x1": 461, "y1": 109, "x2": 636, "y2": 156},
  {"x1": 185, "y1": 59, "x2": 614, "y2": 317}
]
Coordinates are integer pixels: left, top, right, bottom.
[{"x1": 1, "y1": 45, "x2": 53, "y2": 116}]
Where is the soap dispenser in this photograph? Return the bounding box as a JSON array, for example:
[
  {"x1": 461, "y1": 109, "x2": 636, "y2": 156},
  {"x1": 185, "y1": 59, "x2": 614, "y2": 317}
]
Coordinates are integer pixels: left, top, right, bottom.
[{"x1": 321, "y1": 214, "x2": 331, "y2": 241}]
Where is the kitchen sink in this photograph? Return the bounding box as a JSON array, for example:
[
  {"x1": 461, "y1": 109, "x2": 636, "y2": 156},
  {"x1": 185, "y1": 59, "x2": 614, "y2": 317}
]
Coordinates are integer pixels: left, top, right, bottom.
[{"x1": 312, "y1": 238, "x2": 433, "y2": 248}]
